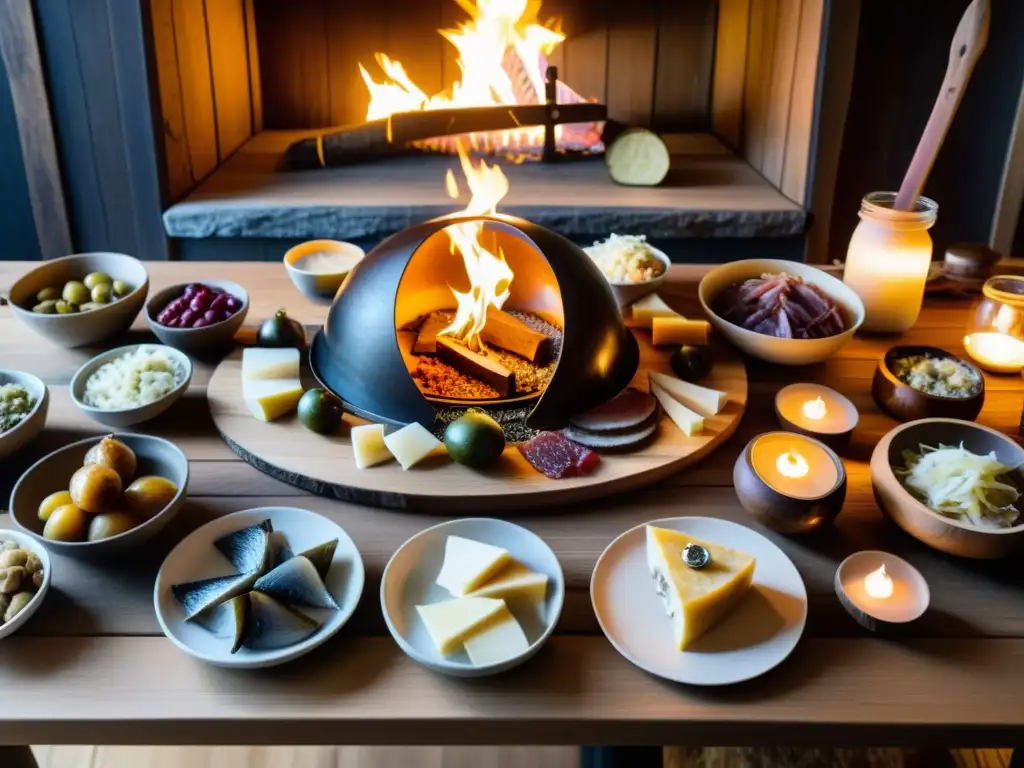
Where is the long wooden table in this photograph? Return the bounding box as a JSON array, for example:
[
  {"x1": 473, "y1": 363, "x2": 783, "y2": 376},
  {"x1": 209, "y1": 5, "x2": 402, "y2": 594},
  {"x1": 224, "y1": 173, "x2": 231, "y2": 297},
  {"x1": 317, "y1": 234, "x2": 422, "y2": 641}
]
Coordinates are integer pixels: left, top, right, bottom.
[{"x1": 1, "y1": 262, "x2": 1023, "y2": 750}]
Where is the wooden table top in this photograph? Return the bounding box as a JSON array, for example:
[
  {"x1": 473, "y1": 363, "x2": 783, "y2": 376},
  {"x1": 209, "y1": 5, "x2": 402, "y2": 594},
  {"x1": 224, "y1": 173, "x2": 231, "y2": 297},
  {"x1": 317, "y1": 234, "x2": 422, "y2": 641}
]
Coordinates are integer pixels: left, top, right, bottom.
[{"x1": 1, "y1": 261, "x2": 1023, "y2": 748}]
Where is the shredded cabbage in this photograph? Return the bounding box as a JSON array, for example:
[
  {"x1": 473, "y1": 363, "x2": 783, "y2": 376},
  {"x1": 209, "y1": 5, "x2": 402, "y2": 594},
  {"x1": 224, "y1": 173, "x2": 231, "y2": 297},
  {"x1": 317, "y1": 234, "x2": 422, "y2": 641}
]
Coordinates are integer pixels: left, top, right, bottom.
[
  {"x1": 893, "y1": 442, "x2": 1021, "y2": 529},
  {"x1": 583, "y1": 233, "x2": 665, "y2": 284}
]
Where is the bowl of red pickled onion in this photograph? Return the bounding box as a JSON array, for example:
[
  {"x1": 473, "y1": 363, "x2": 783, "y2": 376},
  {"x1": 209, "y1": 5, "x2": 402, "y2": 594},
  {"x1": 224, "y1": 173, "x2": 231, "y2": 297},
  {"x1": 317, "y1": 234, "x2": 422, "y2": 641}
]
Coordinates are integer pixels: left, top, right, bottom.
[{"x1": 145, "y1": 280, "x2": 249, "y2": 354}]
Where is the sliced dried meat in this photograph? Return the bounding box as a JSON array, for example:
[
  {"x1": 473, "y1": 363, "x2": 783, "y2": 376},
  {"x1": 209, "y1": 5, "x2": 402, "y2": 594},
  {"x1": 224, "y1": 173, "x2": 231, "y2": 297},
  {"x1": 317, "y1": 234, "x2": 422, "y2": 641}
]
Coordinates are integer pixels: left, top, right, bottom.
[
  {"x1": 711, "y1": 271, "x2": 846, "y2": 340},
  {"x1": 518, "y1": 431, "x2": 601, "y2": 479},
  {"x1": 569, "y1": 387, "x2": 657, "y2": 433},
  {"x1": 563, "y1": 422, "x2": 657, "y2": 451}
]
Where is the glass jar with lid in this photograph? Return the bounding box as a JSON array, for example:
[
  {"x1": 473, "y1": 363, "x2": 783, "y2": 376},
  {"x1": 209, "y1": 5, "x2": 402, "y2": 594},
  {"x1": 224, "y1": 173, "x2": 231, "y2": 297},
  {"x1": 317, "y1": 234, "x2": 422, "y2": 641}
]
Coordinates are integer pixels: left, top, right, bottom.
[
  {"x1": 843, "y1": 192, "x2": 938, "y2": 333},
  {"x1": 964, "y1": 275, "x2": 1024, "y2": 374}
]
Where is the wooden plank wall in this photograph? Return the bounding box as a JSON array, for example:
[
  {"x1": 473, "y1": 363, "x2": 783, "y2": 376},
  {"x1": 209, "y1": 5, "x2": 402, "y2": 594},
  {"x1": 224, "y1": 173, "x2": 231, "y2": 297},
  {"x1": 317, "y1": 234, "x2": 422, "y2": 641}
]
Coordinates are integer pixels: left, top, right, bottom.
[
  {"x1": 252, "y1": 0, "x2": 717, "y2": 132},
  {"x1": 150, "y1": 0, "x2": 257, "y2": 204}
]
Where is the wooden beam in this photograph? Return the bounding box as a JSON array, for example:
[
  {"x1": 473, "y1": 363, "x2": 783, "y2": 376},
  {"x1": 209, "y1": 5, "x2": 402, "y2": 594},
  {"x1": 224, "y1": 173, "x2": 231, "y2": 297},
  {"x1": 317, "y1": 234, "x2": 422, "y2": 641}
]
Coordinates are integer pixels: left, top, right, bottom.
[
  {"x1": 436, "y1": 337, "x2": 515, "y2": 397},
  {"x1": 711, "y1": 0, "x2": 751, "y2": 150},
  {"x1": 991, "y1": 77, "x2": 1024, "y2": 256},
  {"x1": 0, "y1": 0, "x2": 71, "y2": 260}
]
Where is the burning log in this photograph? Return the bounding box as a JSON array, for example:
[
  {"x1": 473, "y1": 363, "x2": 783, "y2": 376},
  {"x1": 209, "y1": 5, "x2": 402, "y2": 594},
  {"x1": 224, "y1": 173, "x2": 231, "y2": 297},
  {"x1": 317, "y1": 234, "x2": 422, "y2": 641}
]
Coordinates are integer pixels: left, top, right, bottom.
[
  {"x1": 413, "y1": 314, "x2": 450, "y2": 355},
  {"x1": 482, "y1": 308, "x2": 552, "y2": 365},
  {"x1": 436, "y1": 337, "x2": 515, "y2": 397}
]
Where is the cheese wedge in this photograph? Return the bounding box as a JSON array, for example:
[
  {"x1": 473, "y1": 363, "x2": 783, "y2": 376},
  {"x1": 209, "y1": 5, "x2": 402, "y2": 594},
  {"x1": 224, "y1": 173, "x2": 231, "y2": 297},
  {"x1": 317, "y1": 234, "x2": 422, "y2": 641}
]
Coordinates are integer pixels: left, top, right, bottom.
[
  {"x1": 242, "y1": 347, "x2": 301, "y2": 381},
  {"x1": 463, "y1": 604, "x2": 530, "y2": 666},
  {"x1": 652, "y1": 317, "x2": 711, "y2": 346},
  {"x1": 416, "y1": 596, "x2": 506, "y2": 655},
  {"x1": 351, "y1": 423, "x2": 393, "y2": 468},
  {"x1": 243, "y1": 378, "x2": 304, "y2": 422},
  {"x1": 436, "y1": 536, "x2": 511, "y2": 597},
  {"x1": 467, "y1": 560, "x2": 548, "y2": 606},
  {"x1": 649, "y1": 371, "x2": 727, "y2": 416},
  {"x1": 650, "y1": 381, "x2": 703, "y2": 436},
  {"x1": 383, "y1": 422, "x2": 445, "y2": 469},
  {"x1": 646, "y1": 526, "x2": 755, "y2": 650},
  {"x1": 631, "y1": 293, "x2": 682, "y2": 328}
]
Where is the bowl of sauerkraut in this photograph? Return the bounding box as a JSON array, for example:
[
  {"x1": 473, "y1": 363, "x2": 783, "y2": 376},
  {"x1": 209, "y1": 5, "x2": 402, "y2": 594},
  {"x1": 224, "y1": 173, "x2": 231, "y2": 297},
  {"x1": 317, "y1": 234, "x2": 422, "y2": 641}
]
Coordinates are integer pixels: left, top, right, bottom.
[{"x1": 582, "y1": 233, "x2": 670, "y2": 308}]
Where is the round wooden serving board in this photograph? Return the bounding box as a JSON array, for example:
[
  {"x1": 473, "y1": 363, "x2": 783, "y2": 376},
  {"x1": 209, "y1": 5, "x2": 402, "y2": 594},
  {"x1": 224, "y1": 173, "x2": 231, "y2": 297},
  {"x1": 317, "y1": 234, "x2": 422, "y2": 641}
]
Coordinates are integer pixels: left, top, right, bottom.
[{"x1": 207, "y1": 329, "x2": 747, "y2": 511}]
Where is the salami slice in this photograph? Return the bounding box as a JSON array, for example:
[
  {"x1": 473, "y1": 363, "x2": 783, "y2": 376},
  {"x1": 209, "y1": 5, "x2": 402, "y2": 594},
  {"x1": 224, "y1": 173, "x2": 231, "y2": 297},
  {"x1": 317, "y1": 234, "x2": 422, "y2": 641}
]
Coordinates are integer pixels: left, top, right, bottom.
[
  {"x1": 517, "y1": 431, "x2": 601, "y2": 479},
  {"x1": 569, "y1": 387, "x2": 657, "y2": 433}
]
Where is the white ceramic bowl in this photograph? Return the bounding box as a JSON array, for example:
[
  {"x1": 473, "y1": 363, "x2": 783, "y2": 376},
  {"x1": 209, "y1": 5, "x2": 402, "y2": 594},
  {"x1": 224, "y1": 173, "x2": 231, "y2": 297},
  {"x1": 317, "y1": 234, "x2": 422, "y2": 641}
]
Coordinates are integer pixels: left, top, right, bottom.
[
  {"x1": 8, "y1": 252, "x2": 149, "y2": 348},
  {"x1": 0, "y1": 370, "x2": 48, "y2": 462},
  {"x1": 154, "y1": 507, "x2": 365, "y2": 669},
  {"x1": 145, "y1": 280, "x2": 249, "y2": 354},
  {"x1": 0, "y1": 529, "x2": 52, "y2": 640},
  {"x1": 284, "y1": 240, "x2": 365, "y2": 305},
  {"x1": 605, "y1": 245, "x2": 671, "y2": 309},
  {"x1": 70, "y1": 344, "x2": 192, "y2": 428},
  {"x1": 381, "y1": 517, "x2": 565, "y2": 677},
  {"x1": 698, "y1": 259, "x2": 865, "y2": 366}
]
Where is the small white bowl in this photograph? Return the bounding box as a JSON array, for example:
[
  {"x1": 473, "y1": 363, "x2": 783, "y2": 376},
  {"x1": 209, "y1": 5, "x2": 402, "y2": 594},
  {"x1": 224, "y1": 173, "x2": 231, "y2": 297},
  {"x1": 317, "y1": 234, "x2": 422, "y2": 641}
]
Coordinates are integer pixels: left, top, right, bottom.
[
  {"x1": 605, "y1": 246, "x2": 671, "y2": 309},
  {"x1": 699, "y1": 259, "x2": 866, "y2": 366},
  {"x1": 145, "y1": 280, "x2": 249, "y2": 354},
  {"x1": 70, "y1": 344, "x2": 192, "y2": 428},
  {"x1": 0, "y1": 370, "x2": 48, "y2": 462},
  {"x1": 8, "y1": 252, "x2": 149, "y2": 348},
  {"x1": 0, "y1": 529, "x2": 52, "y2": 640},
  {"x1": 284, "y1": 240, "x2": 365, "y2": 305},
  {"x1": 381, "y1": 517, "x2": 565, "y2": 678}
]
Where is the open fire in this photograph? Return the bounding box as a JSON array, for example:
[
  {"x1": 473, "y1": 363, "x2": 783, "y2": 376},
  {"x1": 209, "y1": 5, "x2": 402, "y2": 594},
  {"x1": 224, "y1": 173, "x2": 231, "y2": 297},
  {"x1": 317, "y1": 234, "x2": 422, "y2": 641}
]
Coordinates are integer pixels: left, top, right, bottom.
[{"x1": 358, "y1": 0, "x2": 604, "y2": 157}]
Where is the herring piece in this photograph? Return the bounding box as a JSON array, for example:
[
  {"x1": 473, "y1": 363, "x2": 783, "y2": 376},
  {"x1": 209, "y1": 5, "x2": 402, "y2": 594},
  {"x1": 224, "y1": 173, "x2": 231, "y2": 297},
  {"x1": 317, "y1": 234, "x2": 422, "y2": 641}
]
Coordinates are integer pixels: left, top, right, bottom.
[
  {"x1": 214, "y1": 519, "x2": 274, "y2": 574},
  {"x1": 244, "y1": 590, "x2": 321, "y2": 650},
  {"x1": 172, "y1": 571, "x2": 259, "y2": 622},
  {"x1": 252, "y1": 555, "x2": 339, "y2": 610}
]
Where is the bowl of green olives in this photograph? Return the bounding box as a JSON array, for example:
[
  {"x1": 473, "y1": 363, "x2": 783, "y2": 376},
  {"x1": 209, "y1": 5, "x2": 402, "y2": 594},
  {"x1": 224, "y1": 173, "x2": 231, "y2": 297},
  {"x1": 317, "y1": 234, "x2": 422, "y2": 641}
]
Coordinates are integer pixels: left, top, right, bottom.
[
  {"x1": 0, "y1": 530, "x2": 51, "y2": 640},
  {"x1": 8, "y1": 252, "x2": 149, "y2": 348}
]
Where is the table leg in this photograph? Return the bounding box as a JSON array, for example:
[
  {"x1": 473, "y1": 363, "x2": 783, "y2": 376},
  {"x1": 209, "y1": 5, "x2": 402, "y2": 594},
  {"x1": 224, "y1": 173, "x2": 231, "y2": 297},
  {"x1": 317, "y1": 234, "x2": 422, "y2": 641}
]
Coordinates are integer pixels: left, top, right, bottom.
[
  {"x1": 0, "y1": 746, "x2": 39, "y2": 768},
  {"x1": 580, "y1": 746, "x2": 663, "y2": 768}
]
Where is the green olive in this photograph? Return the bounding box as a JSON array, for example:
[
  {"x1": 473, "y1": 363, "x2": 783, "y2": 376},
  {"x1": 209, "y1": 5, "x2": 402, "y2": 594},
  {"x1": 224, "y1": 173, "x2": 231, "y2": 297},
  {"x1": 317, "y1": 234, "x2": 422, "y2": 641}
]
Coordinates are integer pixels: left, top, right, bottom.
[
  {"x1": 35, "y1": 286, "x2": 60, "y2": 303},
  {"x1": 112, "y1": 280, "x2": 130, "y2": 298},
  {"x1": 32, "y1": 300, "x2": 57, "y2": 314},
  {"x1": 55, "y1": 300, "x2": 79, "y2": 314},
  {"x1": 4, "y1": 591, "x2": 33, "y2": 623},
  {"x1": 79, "y1": 301, "x2": 103, "y2": 312},
  {"x1": 62, "y1": 280, "x2": 90, "y2": 305},
  {"x1": 91, "y1": 283, "x2": 112, "y2": 304},
  {"x1": 84, "y1": 272, "x2": 111, "y2": 290}
]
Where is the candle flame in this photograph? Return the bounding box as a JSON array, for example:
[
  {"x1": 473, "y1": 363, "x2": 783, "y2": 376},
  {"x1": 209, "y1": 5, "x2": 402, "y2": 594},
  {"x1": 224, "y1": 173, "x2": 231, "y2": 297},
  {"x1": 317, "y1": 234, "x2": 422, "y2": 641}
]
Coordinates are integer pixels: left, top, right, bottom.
[
  {"x1": 994, "y1": 303, "x2": 1016, "y2": 335},
  {"x1": 864, "y1": 564, "x2": 893, "y2": 600},
  {"x1": 802, "y1": 396, "x2": 827, "y2": 421},
  {"x1": 776, "y1": 450, "x2": 809, "y2": 479}
]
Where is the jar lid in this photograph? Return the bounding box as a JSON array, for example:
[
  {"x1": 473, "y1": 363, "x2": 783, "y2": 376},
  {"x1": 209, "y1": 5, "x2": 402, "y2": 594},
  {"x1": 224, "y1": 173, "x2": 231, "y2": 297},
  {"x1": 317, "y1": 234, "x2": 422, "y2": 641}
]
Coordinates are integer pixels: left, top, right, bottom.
[{"x1": 982, "y1": 275, "x2": 1024, "y2": 307}]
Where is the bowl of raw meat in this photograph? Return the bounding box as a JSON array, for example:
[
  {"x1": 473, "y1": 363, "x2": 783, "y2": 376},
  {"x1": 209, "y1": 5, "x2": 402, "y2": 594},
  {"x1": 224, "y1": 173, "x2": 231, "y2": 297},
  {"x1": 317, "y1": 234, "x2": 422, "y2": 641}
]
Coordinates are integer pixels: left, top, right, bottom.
[{"x1": 699, "y1": 259, "x2": 865, "y2": 366}]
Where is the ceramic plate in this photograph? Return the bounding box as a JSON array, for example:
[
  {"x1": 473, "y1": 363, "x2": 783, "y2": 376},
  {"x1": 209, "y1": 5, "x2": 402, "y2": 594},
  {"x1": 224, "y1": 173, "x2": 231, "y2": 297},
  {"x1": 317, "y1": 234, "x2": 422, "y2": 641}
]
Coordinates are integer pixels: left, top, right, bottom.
[
  {"x1": 381, "y1": 518, "x2": 565, "y2": 677},
  {"x1": 154, "y1": 507, "x2": 364, "y2": 669},
  {"x1": 591, "y1": 516, "x2": 807, "y2": 685}
]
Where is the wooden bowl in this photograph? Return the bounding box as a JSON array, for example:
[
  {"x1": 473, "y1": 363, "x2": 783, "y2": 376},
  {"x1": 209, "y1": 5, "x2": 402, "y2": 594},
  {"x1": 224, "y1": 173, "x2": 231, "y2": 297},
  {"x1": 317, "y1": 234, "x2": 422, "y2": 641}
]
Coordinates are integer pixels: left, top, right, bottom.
[
  {"x1": 870, "y1": 418, "x2": 1024, "y2": 559},
  {"x1": 872, "y1": 345, "x2": 984, "y2": 423},
  {"x1": 145, "y1": 280, "x2": 249, "y2": 354},
  {"x1": 8, "y1": 252, "x2": 149, "y2": 348},
  {"x1": 0, "y1": 370, "x2": 48, "y2": 462},
  {"x1": 733, "y1": 433, "x2": 847, "y2": 534},
  {"x1": 10, "y1": 433, "x2": 189, "y2": 560}
]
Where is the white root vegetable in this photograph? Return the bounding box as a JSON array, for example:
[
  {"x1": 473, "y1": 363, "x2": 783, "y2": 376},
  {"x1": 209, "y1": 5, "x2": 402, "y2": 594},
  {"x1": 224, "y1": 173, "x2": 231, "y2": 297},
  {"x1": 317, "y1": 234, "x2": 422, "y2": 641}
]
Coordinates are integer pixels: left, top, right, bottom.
[{"x1": 605, "y1": 128, "x2": 670, "y2": 186}]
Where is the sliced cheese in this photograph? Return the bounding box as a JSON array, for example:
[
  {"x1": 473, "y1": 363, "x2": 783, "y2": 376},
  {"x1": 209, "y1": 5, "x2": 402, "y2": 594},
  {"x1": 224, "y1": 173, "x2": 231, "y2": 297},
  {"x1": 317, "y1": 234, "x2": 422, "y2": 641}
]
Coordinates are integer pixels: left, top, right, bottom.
[
  {"x1": 416, "y1": 596, "x2": 506, "y2": 655},
  {"x1": 631, "y1": 293, "x2": 682, "y2": 328},
  {"x1": 649, "y1": 371, "x2": 727, "y2": 416},
  {"x1": 351, "y1": 423, "x2": 394, "y2": 468},
  {"x1": 243, "y1": 347, "x2": 300, "y2": 381},
  {"x1": 436, "y1": 536, "x2": 511, "y2": 597},
  {"x1": 652, "y1": 317, "x2": 711, "y2": 346},
  {"x1": 651, "y1": 381, "x2": 703, "y2": 436},
  {"x1": 383, "y1": 422, "x2": 445, "y2": 469},
  {"x1": 243, "y1": 378, "x2": 303, "y2": 422},
  {"x1": 467, "y1": 560, "x2": 548, "y2": 606},
  {"x1": 463, "y1": 604, "x2": 530, "y2": 666}
]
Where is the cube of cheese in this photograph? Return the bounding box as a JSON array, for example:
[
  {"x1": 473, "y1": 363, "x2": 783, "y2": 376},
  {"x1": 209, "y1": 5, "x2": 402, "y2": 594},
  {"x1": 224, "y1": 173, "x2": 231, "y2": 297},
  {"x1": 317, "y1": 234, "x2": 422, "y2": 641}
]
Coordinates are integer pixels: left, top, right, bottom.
[
  {"x1": 243, "y1": 378, "x2": 304, "y2": 422},
  {"x1": 351, "y1": 423, "x2": 394, "y2": 469},
  {"x1": 383, "y1": 422, "x2": 445, "y2": 469},
  {"x1": 631, "y1": 293, "x2": 682, "y2": 328},
  {"x1": 649, "y1": 371, "x2": 727, "y2": 416},
  {"x1": 467, "y1": 560, "x2": 548, "y2": 607},
  {"x1": 651, "y1": 317, "x2": 711, "y2": 346},
  {"x1": 463, "y1": 605, "x2": 530, "y2": 666},
  {"x1": 651, "y1": 381, "x2": 703, "y2": 436},
  {"x1": 436, "y1": 536, "x2": 511, "y2": 597},
  {"x1": 416, "y1": 596, "x2": 506, "y2": 655},
  {"x1": 243, "y1": 348, "x2": 301, "y2": 381}
]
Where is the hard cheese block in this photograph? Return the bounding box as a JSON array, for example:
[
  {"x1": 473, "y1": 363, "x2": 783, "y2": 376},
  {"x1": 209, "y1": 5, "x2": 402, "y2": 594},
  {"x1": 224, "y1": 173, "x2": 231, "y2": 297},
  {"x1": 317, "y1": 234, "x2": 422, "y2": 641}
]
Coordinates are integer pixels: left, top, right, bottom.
[
  {"x1": 436, "y1": 536, "x2": 511, "y2": 597},
  {"x1": 646, "y1": 526, "x2": 755, "y2": 650},
  {"x1": 351, "y1": 423, "x2": 394, "y2": 468},
  {"x1": 467, "y1": 560, "x2": 548, "y2": 606},
  {"x1": 243, "y1": 378, "x2": 304, "y2": 422},
  {"x1": 649, "y1": 371, "x2": 727, "y2": 416},
  {"x1": 243, "y1": 348, "x2": 301, "y2": 381},
  {"x1": 631, "y1": 293, "x2": 681, "y2": 328},
  {"x1": 416, "y1": 596, "x2": 506, "y2": 655},
  {"x1": 651, "y1": 317, "x2": 711, "y2": 346},
  {"x1": 463, "y1": 604, "x2": 530, "y2": 666},
  {"x1": 383, "y1": 422, "x2": 445, "y2": 469},
  {"x1": 650, "y1": 381, "x2": 704, "y2": 436}
]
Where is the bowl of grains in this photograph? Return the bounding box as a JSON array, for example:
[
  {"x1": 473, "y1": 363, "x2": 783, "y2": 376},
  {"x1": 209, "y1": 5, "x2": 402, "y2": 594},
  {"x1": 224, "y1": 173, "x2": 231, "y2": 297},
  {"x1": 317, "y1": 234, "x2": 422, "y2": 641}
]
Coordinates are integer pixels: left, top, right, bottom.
[
  {"x1": 582, "y1": 233, "x2": 670, "y2": 308},
  {"x1": 0, "y1": 371, "x2": 48, "y2": 462},
  {"x1": 872, "y1": 345, "x2": 985, "y2": 423},
  {"x1": 70, "y1": 344, "x2": 192, "y2": 428}
]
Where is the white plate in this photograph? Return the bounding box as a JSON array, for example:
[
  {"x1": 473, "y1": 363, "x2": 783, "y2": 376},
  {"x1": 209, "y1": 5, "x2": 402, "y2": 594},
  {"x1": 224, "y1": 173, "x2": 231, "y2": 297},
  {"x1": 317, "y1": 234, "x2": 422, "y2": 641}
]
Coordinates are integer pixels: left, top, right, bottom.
[
  {"x1": 591, "y1": 516, "x2": 807, "y2": 686},
  {"x1": 381, "y1": 518, "x2": 565, "y2": 677},
  {"x1": 154, "y1": 507, "x2": 364, "y2": 669}
]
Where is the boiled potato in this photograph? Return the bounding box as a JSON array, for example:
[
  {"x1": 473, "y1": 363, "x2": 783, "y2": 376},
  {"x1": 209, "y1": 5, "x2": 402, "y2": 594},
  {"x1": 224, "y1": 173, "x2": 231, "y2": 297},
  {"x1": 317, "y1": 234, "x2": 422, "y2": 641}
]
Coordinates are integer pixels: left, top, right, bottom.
[
  {"x1": 37, "y1": 490, "x2": 73, "y2": 522},
  {"x1": 69, "y1": 464, "x2": 122, "y2": 514},
  {"x1": 84, "y1": 436, "x2": 137, "y2": 486},
  {"x1": 123, "y1": 476, "x2": 178, "y2": 520},
  {"x1": 43, "y1": 504, "x2": 89, "y2": 542},
  {"x1": 87, "y1": 512, "x2": 138, "y2": 542}
]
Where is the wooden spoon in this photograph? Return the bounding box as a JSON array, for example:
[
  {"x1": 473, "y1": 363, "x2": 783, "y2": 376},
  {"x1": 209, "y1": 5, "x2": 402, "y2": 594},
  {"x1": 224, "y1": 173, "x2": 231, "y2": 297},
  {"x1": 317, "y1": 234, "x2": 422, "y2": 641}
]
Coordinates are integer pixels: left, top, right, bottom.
[{"x1": 894, "y1": 0, "x2": 990, "y2": 211}]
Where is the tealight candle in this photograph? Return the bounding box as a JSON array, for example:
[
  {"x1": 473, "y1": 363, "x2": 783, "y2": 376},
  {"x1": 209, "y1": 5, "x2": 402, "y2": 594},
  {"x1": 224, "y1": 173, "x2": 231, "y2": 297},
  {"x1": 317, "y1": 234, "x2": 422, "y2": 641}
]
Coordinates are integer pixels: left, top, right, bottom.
[
  {"x1": 835, "y1": 551, "x2": 929, "y2": 633},
  {"x1": 733, "y1": 432, "x2": 847, "y2": 534},
  {"x1": 964, "y1": 332, "x2": 1024, "y2": 374},
  {"x1": 775, "y1": 383, "x2": 859, "y2": 451},
  {"x1": 964, "y1": 277, "x2": 1024, "y2": 374}
]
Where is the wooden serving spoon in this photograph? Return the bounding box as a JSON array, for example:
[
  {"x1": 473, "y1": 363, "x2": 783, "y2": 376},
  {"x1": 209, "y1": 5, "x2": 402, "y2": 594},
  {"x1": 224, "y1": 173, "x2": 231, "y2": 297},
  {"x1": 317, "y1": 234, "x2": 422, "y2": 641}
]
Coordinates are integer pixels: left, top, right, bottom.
[{"x1": 894, "y1": 0, "x2": 991, "y2": 211}]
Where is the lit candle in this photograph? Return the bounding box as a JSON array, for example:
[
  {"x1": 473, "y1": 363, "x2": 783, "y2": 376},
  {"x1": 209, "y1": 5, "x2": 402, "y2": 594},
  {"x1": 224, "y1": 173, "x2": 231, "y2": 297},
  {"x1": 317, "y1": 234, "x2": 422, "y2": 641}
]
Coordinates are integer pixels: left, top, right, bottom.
[
  {"x1": 964, "y1": 332, "x2": 1024, "y2": 373},
  {"x1": 775, "y1": 384, "x2": 859, "y2": 451},
  {"x1": 835, "y1": 551, "x2": 929, "y2": 633},
  {"x1": 802, "y1": 396, "x2": 827, "y2": 421},
  {"x1": 776, "y1": 450, "x2": 809, "y2": 478},
  {"x1": 863, "y1": 564, "x2": 893, "y2": 599},
  {"x1": 749, "y1": 433, "x2": 840, "y2": 500}
]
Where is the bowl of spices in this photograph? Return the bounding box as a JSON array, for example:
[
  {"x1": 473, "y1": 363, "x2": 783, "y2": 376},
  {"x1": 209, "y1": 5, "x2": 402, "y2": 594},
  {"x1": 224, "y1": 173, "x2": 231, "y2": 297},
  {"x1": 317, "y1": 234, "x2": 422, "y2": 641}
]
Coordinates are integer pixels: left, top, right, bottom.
[
  {"x1": 872, "y1": 345, "x2": 984, "y2": 423},
  {"x1": 0, "y1": 371, "x2": 48, "y2": 462},
  {"x1": 285, "y1": 240, "x2": 365, "y2": 305}
]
